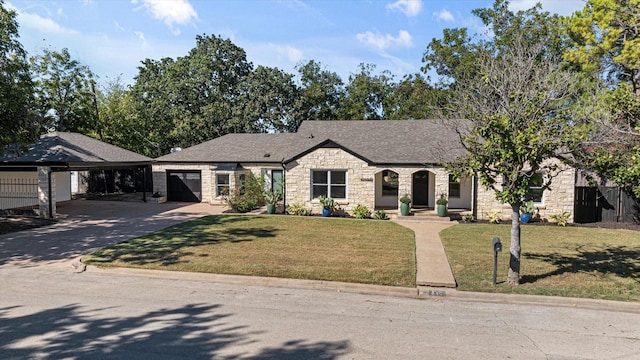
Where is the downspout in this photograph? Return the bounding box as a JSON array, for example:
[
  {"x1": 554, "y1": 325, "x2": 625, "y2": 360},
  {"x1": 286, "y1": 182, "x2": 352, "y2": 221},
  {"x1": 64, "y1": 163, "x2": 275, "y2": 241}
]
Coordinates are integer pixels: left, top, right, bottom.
[
  {"x1": 142, "y1": 166, "x2": 147, "y2": 203},
  {"x1": 281, "y1": 159, "x2": 286, "y2": 214}
]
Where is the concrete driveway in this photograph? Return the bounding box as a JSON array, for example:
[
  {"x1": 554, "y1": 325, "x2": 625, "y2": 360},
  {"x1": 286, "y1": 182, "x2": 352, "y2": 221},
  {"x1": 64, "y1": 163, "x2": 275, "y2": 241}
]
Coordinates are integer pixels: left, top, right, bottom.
[{"x1": 0, "y1": 200, "x2": 225, "y2": 268}]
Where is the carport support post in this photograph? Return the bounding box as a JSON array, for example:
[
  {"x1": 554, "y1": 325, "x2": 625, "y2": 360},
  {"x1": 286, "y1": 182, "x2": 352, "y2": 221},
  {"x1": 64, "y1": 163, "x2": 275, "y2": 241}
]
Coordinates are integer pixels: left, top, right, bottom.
[{"x1": 37, "y1": 166, "x2": 56, "y2": 219}]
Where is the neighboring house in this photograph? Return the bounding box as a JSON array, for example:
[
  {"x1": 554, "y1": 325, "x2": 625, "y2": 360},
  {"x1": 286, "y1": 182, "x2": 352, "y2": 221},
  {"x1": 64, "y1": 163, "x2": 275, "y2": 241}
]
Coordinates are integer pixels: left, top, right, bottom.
[
  {"x1": 0, "y1": 132, "x2": 152, "y2": 218},
  {"x1": 153, "y1": 120, "x2": 576, "y2": 222}
]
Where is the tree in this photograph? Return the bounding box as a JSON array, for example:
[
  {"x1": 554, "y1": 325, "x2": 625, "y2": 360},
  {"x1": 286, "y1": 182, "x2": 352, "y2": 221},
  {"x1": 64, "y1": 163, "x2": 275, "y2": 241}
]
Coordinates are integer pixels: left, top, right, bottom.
[
  {"x1": 295, "y1": 60, "x2": 344, "y2": 125},
  {"x1": 30, "y1": 48, "x2": 97, "y2": 133},
  {"x1": 236, "y1": 65, "x2": 300, "y2": 133},
  {"x1": 564, "y1": 0, "x2": 640, "y2": 197},
  {"x1": 0, "y1": 0, "x2": 40, "y2": 150},
  {"x1": 130, "y1": 35, "x2": 253, "y2": 154},
  {"x1": 425, "y1": 0, "x2": 587, "y2": 285},
  {"x1": 339, "y1": 63, "x2": 394, "y2": 120},
  {"x1": 446, "y1": 38, "x2": 586, "y2": 286},
  {"x1": 385, "y1": 74, "x2": 446, "y2": 119}
]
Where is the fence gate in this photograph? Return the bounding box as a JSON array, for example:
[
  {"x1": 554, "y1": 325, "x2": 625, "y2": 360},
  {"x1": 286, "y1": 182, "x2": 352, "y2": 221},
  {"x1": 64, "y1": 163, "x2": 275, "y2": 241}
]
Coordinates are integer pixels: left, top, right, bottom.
[
  {"x1": 574, "y1": 186, "x2": 639, "y2": 223},
  {"x1": 574, "y1": 187, "x2": 598, "y2": 223}
]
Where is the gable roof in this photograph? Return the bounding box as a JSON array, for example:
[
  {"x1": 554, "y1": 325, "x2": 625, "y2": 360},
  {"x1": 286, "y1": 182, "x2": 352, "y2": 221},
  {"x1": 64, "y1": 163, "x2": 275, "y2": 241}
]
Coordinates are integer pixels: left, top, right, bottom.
[
  {"x1": 295, "y1": 120, "x2": 469, "y2": 164},
  {"x1": 0, "y1": 132, "x2": 152, "y2": 168},
  {"x1": 156, "y1": 119, "x2": 469, "y2": 165}
]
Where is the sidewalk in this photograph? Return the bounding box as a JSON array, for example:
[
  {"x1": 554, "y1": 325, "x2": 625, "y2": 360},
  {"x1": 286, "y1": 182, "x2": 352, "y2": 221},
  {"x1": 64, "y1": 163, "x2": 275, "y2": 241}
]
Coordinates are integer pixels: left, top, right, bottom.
[{"x1": 393, "y1": 219, "x2": 457, "y2": 288}]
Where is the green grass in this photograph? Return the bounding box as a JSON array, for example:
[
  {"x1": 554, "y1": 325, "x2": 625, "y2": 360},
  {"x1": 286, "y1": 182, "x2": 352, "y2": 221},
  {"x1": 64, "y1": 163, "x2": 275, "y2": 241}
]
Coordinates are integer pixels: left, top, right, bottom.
[
  {"x1": 440, "y1": 224, "x2": 640, "y2": 301},
  {"x1": 83, "y1": 215, "x2": 416, "y2": 287}
]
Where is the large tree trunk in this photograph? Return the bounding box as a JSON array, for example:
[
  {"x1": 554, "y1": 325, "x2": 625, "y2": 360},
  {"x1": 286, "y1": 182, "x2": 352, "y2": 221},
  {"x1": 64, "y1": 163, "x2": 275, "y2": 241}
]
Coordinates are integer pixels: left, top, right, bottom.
[{"x1": 507, "y1": 204, "x2": 521, "y2": 286}]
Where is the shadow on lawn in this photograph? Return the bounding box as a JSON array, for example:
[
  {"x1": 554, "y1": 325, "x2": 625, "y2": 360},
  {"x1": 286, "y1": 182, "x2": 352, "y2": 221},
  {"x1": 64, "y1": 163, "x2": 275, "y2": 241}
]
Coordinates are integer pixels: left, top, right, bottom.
[
  {"x1": 0, "y1": 303, "x2": 350, "y2": 359},
  {"x1": 521, "y1": 245, "x2": 640, "y2": 284},
  {"x1": 86, "y1": 215, "x2": 278, "y2": 266}
]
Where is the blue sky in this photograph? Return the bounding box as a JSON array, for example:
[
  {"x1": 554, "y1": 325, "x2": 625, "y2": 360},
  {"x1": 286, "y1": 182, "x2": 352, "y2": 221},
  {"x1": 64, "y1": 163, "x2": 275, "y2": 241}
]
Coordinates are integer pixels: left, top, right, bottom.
[{"x1": 6, "y1": 0, "x2": 586, "y2": 86}]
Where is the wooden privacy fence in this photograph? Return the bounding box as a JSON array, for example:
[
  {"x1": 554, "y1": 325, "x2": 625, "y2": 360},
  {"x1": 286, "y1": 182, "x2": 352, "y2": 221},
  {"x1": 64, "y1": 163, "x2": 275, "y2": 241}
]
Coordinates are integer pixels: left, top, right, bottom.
[
  {"x1": 574, "y1": 186, "x2": 639, "y2": 224},
  {"x1": 0, "y1": 178, "x2": 39, "y2": 211}
]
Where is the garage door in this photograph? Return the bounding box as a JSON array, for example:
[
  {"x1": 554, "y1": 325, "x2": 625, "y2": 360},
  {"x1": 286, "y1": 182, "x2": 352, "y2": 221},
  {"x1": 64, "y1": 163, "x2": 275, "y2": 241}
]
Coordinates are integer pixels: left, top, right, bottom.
[{"x1": 167, "y1": 171, "x2": 202, "y2": 202}]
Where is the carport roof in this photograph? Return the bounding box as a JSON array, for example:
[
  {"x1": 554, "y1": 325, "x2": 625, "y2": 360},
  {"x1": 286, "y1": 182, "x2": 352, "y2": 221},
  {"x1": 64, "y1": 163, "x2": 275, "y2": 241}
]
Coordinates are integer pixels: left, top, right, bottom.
[{"x1": 0, "y1": 132, "x2": 152, "y2": 169}]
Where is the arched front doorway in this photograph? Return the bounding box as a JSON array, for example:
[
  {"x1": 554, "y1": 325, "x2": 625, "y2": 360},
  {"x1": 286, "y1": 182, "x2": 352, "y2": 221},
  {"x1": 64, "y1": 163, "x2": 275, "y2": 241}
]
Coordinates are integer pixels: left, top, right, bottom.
[{"x1": 412, "y1": 170, "x2": 432, "y2": 207}]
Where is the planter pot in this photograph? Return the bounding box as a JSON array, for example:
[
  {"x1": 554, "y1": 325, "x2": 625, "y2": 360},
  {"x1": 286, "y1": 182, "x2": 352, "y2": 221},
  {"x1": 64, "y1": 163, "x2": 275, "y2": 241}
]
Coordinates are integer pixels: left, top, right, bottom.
[
  {"x1": 400, "y1": 203, "x2": 411, "y2": 216},
  {"x1": 322, "y1": 207, "x2": 331, "y2": 217},
  {"x1": 437, "y1": 204, "x2": 447, "y2": 217},
  {"x1": 266, "y1": 204, "x2": 276, "y2": 214},
  {"x1": 520, "y1": 213, "x2": 531, "y2": 224}
]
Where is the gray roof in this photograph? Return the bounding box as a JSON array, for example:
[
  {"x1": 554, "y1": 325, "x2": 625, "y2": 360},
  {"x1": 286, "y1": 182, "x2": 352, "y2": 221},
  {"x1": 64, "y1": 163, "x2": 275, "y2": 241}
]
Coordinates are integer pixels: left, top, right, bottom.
[
  {"x1": 0, "y1": 132, "x2": 152, "y2": 167},
  {"x1": 156, "y1": 119, "x2": 469, "y2": 165}
]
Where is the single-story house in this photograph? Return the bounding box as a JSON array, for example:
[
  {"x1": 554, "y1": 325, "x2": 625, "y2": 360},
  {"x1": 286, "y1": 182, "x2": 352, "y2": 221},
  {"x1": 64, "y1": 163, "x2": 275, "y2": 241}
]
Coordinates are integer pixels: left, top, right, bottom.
[
  {"x1": 153, "y1": 120, "x2": 576, "y2": 222},
  {"x1": 0, "y1": 132, "x2": 152, "y2": 218}
]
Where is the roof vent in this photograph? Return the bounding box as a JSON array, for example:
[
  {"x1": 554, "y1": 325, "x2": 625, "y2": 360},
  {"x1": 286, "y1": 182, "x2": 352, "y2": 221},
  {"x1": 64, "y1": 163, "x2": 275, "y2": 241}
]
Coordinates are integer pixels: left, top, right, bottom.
[
  {"x1": 308, "y1": 133, "x2": 314, "y2": 139},
  {"x1": 170, "y1": 147, "x2": 182, "y2": 153},
  {"x1": 264, "y1": 153, "x2": 271, "y2": 158}
]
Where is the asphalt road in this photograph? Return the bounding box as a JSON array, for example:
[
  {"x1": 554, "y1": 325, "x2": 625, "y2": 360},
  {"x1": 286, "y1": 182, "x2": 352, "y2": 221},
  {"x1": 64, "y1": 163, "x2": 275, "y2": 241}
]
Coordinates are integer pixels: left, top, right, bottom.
[{"x1": 1, "y1": 266, "x2": 639, "y2": 359}]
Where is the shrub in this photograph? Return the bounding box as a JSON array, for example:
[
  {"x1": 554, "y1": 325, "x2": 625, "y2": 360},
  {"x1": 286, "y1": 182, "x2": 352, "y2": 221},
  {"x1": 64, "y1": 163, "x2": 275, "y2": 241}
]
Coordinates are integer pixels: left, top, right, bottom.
[
  {"x1": 287, "y1": 203, "x2": 312, "y2": 216},
  {"x1": 373, "y1": 209, "x2": 389, "y2": 220},
  {"x1": 226, "y1": 173, "x2": 264, "y2": 213},
  {"x1": 318, "y1": 195, "x2": 336, "y2": 210},
  {"x1": 549, "y1": 211, "x2": 571, "y2": 226},
  {"x1": 353, "y1": 204, "x2": 371, "y2": 219},
  {"x1": 399, "y1": 194, "x2": 411, "y2": 204},
  {"x1": 436, "y1": 193, "x2": 448, "y2": 206},
  {"x1": 462, "y1": 213, "x2": 474, "y2": 223},
  {"x1": 485, "y1": 210, "x2": 501, "y2": 224}
]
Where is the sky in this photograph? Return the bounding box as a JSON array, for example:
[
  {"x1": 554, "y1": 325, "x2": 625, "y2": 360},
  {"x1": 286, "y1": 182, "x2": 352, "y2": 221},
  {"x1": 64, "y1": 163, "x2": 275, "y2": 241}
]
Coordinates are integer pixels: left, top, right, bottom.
[{"x1": 6, "y1": 0, "x2": 587, "y2": 86}]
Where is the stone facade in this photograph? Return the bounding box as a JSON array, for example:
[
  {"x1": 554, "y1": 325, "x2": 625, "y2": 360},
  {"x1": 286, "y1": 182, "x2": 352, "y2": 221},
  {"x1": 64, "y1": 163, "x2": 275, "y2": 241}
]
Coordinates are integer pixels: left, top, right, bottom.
[
  {"x1": 475, "y1": 160, "x2": 576, "y2": 223},
  {"x1": 37, "y1": 166, "x2": 55, "y2": 218},
  {"x1": 284, "y1": 147, "x2": 462, "y2": 214}
]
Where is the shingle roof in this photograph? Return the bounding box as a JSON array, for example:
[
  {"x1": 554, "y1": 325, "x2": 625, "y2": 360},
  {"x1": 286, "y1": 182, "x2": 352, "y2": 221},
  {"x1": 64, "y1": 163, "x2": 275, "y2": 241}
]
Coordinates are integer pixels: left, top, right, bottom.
[
  {"x1": 0, "y1": 132, "x2": 152, "y2": 166},
  {"x1": 156, "y1": 119, "x2": 470, "y2": 165}
]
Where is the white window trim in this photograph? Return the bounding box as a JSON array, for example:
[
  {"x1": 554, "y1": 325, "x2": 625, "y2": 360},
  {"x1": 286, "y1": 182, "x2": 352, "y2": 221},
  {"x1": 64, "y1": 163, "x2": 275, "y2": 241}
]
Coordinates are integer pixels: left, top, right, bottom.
[
  {"x1": 311, "y1": 169, "x2": 347, "y2": 200},
  {"x1": 216, "y1": 173, "x2": 230, "y2": 197}
]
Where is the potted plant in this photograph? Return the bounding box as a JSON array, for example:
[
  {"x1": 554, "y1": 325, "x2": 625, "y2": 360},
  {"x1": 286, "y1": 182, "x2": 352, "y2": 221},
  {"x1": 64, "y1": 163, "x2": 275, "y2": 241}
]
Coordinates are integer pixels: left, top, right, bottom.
[
  {"x1": 520, "y1": 200, "x2": 535, "y2": 224},
  {"x1": 318, "y1": 195, "x2": 336, "y2": 217},
  {"x1": 436, "y1": 193, "x2": 448, "y2": 217},
  {"x1": 263, "y1": 190, "x2": 282, "y2": 214},
  {"x1": 399, "y1": 194, "x2": 411, "y2": 216}
]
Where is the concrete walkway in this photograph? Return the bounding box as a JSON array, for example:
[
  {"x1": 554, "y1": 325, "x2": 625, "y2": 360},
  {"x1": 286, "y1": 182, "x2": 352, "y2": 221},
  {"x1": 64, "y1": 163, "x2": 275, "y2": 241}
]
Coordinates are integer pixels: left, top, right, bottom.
[{"x1": 394, "y1": 219, "x2": 457, "y2": 288}]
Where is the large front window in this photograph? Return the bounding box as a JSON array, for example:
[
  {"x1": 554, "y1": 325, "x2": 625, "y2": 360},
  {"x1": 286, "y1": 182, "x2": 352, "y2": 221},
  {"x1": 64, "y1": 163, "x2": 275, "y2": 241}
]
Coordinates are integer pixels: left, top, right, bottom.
[
  {"x1": 448, "y1": 175, "x2": 460, "y2": 198},
  {"x1": 312, "y1": 170, "x2": 346, "y2": 199}
]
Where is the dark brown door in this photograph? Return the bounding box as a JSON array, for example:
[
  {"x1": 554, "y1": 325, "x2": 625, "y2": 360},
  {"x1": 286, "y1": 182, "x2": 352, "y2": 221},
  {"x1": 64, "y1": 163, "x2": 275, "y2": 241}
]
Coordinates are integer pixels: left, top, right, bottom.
[{"x1": 412, "y1": 171, "x2": 429, "y2": 206}]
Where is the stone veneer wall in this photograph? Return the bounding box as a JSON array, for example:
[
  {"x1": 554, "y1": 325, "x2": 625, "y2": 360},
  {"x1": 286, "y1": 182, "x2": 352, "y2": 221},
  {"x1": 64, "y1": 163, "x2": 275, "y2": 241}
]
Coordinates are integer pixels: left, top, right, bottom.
[
  {"x1": 475, "y1": 161, "x2": 576, "y2": 223},
  {"x1": 284, "y1": 147, "x2": 452, "y2": 214},
  {"x1": 152, "y1": 163, "x2": 282, "y2": 205}
]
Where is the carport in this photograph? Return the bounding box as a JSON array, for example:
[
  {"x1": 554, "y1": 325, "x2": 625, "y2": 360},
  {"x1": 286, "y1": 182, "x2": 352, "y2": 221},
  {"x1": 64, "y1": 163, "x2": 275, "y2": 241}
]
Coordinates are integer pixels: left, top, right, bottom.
[{"x1": 0, "y1": 132, "x2": 152, "y2": 218}]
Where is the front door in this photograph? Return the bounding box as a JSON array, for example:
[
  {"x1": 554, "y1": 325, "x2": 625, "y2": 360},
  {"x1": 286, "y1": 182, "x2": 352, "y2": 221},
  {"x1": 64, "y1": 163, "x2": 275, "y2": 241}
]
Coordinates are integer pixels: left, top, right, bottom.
[{"x1": 412, "y1": 171, "x2": 429, "y2": 206}]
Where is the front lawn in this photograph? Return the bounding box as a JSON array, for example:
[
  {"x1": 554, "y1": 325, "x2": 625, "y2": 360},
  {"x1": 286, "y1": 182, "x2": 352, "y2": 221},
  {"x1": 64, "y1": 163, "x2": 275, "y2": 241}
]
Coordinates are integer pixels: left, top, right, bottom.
[
  {"x1": 83, "y1": 215, "x2": 416, "y2": 287},
  {"x1": 440, "y1": 224, "x2": 640, "y2": 301}
]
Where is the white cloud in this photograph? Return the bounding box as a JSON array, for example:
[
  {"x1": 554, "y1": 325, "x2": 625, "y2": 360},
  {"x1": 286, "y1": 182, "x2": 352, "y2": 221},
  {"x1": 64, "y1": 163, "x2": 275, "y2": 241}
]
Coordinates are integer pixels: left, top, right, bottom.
[
  {"x1": 356, "y1": 30, "x2": 413, "y2": 50},
  {"x1": 132, "y1": 0, "x2": 198, "y2": 32},
  {"x1": 387, "y1": 0, "x2": 422, "y2": 17},
  {"x1": 275, "y1": 44, "x2": 304, "y2": 63},
  {"x1": 114, "y1": 21, "x2": 125, "y2": 31},
  {"x1": 134, "y1": 31, "x2": 149, "y2": 48},
  {"x1": 8, "y1": 4, "x2": 79, "y2": 35},
  {"x1": 433, "y1": 9, "x2": 454, "y2": 22}
]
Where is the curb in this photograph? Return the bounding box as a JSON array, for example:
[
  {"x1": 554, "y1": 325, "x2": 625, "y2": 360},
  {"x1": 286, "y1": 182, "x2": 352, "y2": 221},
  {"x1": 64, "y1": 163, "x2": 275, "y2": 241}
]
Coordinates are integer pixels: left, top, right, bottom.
[
  {"x1": 86, "y1": 265, "x2": 419, "y2": 298},
  {"x1": 84, "y1": 265, "x2": 640, "y2": 313},
  {"x1": 418, "y1": 286, "x2": 640, "y2": 314}
]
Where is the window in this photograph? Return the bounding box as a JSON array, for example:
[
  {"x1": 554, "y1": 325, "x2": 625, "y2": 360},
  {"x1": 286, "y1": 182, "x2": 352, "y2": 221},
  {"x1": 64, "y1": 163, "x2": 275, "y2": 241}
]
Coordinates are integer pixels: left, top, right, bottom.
[
  {"x1": 448, "y1": 175, "x2": 460, "y2": 198},
  {"x1": 312, "y1": 170, "x2": 346, "y2": 199},
  {"x1": 526, "y1": 173, "x2": 544, "y2": 203},
  {"x1": 216, "y1": 174, "x2": 230, "y2": 196},
  {"x1": 382, "y1": 170, "x2": 399, "y2": 196},
  {"x1": 238, "y1": 174, "x2": 246, "y2": 195}
]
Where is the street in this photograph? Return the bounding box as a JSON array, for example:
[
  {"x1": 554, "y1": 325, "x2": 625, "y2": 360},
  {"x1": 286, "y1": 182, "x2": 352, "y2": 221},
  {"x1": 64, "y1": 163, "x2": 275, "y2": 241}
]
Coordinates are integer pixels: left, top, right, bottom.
[{"x1": 1, "y1": 266, "x2": 639, "y2": 359}]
